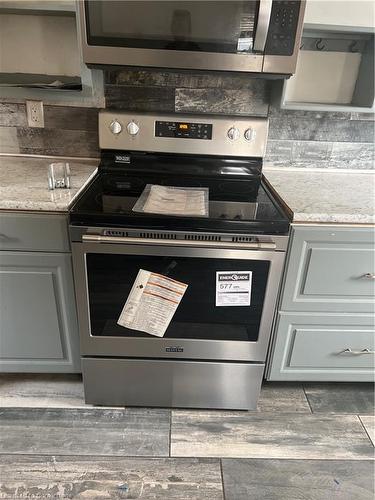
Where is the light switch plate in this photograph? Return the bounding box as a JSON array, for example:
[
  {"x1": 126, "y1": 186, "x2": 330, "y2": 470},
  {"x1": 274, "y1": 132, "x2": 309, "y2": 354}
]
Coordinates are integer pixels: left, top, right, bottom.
[{"x1": 26, "y1": 100, "x2": 44, "y2": 128}]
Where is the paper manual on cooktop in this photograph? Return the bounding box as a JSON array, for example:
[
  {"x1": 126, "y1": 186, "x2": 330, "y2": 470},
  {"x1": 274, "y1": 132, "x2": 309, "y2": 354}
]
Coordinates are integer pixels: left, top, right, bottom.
[
  {"x1": 117, "y1": 269, "x2": 188, "y2": 337},
  {"x1": 133, "y1": 184, "x2": 208, "y2": 217},
  {"x1": 216, "y1": 271, "x2": 252, "y2": 307}
]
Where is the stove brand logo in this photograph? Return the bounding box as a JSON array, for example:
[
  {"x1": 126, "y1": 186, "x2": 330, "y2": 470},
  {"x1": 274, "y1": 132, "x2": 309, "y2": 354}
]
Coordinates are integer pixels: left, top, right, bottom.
[
  {"x1": 115, "y1": 155, "x2": 130, "y2": 163},
  {"x1": 166, "y1": 346, "x2": 184, "y2": 353},
  {"x1": 219, "y1": 273, "x2": 250, "y2": 281}
]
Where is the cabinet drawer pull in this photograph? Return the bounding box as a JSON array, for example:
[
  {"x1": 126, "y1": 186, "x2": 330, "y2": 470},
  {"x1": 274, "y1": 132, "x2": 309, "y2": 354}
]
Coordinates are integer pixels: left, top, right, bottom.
[
  {"x1": 340, "y1": 348, "x2": 375, "y2": 355},
  {"x1": 360, "y1": 273, "x2": 375, "y2": 279}
]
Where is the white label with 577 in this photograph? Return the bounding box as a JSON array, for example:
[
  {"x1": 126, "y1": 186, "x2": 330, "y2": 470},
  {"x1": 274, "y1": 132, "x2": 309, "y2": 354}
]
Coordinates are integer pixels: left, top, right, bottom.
[{"x1": 215, "y1": 271, "x2": 252, "y2": 307}]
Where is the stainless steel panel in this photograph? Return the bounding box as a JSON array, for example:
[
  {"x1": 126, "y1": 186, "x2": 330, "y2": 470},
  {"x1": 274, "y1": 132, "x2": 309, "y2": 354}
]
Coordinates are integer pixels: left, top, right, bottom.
[
  {"x1": 99, "y1": 112, "x2": 269, "y2": 158},
  {"x1": 71, "y1": 240, "x2": 286, "y2": 362},
  {"x1": 253, "y1": 0, "x2": 273, "y2": 52},
  {"x1": 82, "y1": 357, "x2": 264, "y2": 410},
  {"x1": 82, "y1": 44, "x2": 264, "y2": 73}
]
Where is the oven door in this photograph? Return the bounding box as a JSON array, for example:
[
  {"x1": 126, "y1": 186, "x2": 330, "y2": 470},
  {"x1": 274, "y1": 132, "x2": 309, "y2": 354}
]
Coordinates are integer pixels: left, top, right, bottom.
[
  {"x1": 79, "y1": 1, "x2": 305, "y2": 75},
  {"x1": 72, "y1": 237, "x2": 285, "y2": 362}
]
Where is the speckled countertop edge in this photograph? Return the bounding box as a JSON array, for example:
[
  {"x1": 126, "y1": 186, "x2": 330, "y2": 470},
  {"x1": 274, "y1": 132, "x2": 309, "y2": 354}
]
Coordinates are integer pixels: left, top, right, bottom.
[
  {"x1": 263, "y1": 166, "x2": 375, "y2": 225},
  {"x1": 0, "y1": 155, "x2": 99, "y2": 213}
]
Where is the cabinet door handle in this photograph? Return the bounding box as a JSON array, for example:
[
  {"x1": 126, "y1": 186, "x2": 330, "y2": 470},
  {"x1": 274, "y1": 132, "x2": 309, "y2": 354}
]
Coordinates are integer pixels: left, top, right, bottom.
[
  {"x1": 360, "y1": 273, "x2": 375, "y2": 279},
  {"x1": 340, "y1": 348, "x2": 375, "y2": 355}
]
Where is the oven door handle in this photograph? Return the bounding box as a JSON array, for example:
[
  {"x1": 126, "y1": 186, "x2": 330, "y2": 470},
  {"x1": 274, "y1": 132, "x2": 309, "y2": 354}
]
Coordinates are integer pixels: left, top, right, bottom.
[
  {"x1": 253, "y1": 0, "x2": 273, "y2": 52},
  {"x1": 82, "y1": 234, "x2": 276, "y2": 250}
]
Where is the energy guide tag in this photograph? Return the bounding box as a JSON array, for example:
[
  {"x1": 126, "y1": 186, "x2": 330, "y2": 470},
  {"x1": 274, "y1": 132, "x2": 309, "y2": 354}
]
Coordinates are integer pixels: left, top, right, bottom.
[
  {"x1": 117, "y1": 269, "x2": 188, "y2": 337},
  {"x1": 216, "y1": 271, "x2": 252, "y2": 307}
]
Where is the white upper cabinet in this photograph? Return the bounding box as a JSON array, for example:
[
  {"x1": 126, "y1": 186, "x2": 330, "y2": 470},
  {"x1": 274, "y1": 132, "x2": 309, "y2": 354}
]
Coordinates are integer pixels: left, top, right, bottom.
[{"x1": 304, "y1": 0, "x2": 375, "y2": 32}]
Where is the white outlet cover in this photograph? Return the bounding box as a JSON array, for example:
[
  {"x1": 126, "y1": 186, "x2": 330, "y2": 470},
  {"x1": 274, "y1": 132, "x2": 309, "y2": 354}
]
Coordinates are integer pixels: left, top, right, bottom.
[{"x1": 26, "y1": 100, "x2": 44, "y2": 128}]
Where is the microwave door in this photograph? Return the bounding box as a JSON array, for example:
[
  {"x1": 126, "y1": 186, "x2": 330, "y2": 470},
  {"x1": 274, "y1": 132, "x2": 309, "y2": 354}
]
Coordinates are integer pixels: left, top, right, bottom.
[
  {"x1": 83, "y1": 1, "x2": 261, "y2": 54},
  {"x1": 79, "y1": 1, "x2": 264, "y2": 72}
]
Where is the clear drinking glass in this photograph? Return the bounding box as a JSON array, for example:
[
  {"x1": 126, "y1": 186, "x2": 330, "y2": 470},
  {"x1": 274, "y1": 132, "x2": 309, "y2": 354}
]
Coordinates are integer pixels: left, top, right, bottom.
[{"x1": 48, "y1": 162, "x2": 71, "y2": 190}]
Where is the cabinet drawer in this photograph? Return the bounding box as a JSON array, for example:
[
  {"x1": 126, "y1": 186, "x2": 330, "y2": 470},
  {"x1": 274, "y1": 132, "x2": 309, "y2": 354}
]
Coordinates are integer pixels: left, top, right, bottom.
[
  {"x1": 0, "y1": 213, "x2": 70, "y2": 252},
  {"x1": 268, "y1": 312, "x2": 375, "y2": 381},
  {"x1": 281, "y1": 226, "x2": 375, "y2": 313}
]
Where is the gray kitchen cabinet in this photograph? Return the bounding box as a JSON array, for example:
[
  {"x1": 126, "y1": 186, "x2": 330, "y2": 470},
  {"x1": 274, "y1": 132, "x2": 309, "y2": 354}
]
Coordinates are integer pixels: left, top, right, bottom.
[
  {"x1": 267, "y1": 225, "x2": 375, "y2": 382},
  {"x1": 268, "y1": 312, "x2": 374, "y2": 381},
  {"x1": 0, "y1": 213, "x2": 80, "y2": 372},
  {"x1": 0, "y1": 212, "x2": 70, "y2": 252},
  {"x1": 280, "y1": 226, "x2": 375, "y2": 314}
]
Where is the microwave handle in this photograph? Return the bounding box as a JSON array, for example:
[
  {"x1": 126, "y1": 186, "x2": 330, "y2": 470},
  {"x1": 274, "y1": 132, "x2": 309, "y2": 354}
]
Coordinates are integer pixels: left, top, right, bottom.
[{"x1": 253, "y1": 0, "x2": 273, "y2": 52}]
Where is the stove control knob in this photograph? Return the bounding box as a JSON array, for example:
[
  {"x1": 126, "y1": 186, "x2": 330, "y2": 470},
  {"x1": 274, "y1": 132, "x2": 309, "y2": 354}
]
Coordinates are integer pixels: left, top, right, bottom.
[
  {"x1": 227, "y1": 127, "x2": 240, "y2": 141},
  {"x1": 244, "y1": 128, "x2": 256, "y2": 142},
  {"x1": 127, "y1": 121, "x2": 140, "y2": 136},
  {"x1": 109, "y1": 120, "x2": 122, "y2": 135}
]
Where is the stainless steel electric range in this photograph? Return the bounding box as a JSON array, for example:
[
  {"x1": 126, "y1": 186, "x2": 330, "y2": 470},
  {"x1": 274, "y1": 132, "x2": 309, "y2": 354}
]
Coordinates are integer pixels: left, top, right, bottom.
[{"x1": 69, "y1": 111, "x2": 291, "y2": 410}]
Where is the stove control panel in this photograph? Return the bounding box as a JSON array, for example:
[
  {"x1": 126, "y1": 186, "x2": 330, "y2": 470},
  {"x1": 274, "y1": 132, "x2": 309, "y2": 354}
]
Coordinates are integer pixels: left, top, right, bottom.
[
  {"x1": 100, "y1": 111, "x2": 269, "y2": 158},
  {"x1": 155, "y1": 120, "x2": 213, "y2": 140}
]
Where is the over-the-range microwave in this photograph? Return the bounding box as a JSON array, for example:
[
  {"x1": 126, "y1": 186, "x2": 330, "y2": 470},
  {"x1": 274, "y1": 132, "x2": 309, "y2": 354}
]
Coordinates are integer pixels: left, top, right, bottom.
[{"x1": 78, "y1": 0, "x2": 306, "y2": 77}]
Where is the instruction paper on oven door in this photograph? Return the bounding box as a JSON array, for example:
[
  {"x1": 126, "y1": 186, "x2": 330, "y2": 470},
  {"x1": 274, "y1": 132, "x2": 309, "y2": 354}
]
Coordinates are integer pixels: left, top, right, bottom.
[
  {"x1": 117, "y1": 269, "x2": 188, "y2": 337},
  {"x1": 216, "y1": 271, "x2": 252, "y2": 307}
]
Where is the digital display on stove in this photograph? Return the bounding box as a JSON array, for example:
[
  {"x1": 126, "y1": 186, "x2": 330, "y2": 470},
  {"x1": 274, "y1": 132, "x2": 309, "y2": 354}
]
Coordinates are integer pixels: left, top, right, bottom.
[{"x1": 155, "y1": 120, "x2": 213, "y2": 140}]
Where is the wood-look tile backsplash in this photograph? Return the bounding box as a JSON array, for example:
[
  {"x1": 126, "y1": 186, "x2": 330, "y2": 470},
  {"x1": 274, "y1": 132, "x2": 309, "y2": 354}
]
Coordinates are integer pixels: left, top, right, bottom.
[{"x1": 0, "y1": 68, "x2": 373, "y2": 168}]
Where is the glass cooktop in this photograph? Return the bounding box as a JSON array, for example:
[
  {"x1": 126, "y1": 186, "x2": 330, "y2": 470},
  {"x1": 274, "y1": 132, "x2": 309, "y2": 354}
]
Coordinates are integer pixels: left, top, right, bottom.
[{"x1": 70, "y1": 153, "x2": 291, "y2": 234}]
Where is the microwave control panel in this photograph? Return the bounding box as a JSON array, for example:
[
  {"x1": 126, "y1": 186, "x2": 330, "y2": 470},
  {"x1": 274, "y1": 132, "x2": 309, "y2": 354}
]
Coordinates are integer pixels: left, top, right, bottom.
[
  {"x1": 155, "y1": 121, "x2": 213, "y2": 140},
  {"x1": 265, "y1": 0, "x2": 301, "y2": 56}
]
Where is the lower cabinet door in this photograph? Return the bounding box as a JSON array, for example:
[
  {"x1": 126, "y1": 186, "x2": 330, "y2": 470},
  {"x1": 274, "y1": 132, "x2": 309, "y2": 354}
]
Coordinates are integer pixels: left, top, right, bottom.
[
  {"x1": 267, "y1": 312, "x2": 375, "y2": 381},
  {"x1": 0, "y1": 252, "x2": 80, "y2": 372}
]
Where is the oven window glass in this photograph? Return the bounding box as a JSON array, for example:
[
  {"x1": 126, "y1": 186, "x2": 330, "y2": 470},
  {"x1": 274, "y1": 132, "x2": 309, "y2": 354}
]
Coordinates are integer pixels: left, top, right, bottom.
[
  {"x1": 86, "y1": 253, "x2": 270, "y2": 342},
  {"x1": 85, "y1": 1, "x2": 260, "y2": 54}
]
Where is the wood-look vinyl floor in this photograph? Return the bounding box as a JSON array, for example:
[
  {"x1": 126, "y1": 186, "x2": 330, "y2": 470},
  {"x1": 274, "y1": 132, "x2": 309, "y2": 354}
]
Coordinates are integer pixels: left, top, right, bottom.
[{"x1": 0, "y1": 376, "x2": 373, "y2": 499}]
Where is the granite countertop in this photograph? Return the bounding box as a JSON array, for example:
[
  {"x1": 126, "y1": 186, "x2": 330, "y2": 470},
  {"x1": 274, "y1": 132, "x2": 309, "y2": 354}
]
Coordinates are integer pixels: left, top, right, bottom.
[
  {"x1": 0, "y1": 156, "x2": 98, "y2": 212},
  {"x1": 263, "y1": 167, "x2": 375, "y2": 224},
  {"x1": 0, "y1": 155, "x2": 374, "y2": 224}
]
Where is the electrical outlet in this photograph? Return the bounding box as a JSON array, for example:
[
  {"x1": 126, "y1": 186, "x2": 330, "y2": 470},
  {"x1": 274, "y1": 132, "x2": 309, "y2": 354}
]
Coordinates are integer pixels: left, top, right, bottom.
[{"x1": 26, "y1": 100, "x2": 44, "y2": 128}]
